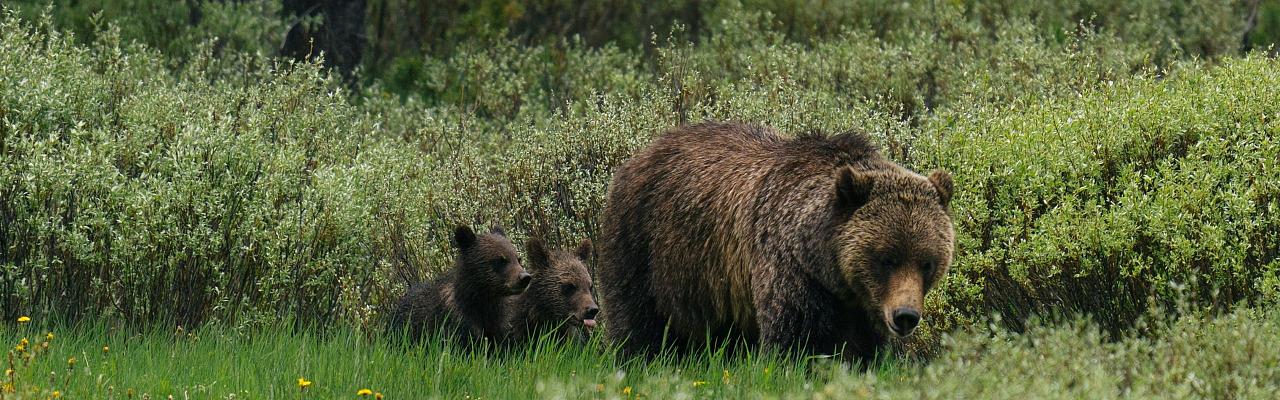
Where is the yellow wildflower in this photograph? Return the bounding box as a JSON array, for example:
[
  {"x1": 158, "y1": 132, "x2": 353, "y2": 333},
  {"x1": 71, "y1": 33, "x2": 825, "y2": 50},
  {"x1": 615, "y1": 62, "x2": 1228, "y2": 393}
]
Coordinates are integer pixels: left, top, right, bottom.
[
  {"x1": 375, "y1": 393, "x2": 384, "y2": 400},
  {"x1": 19, "y1": 338, "x2": 28, "y2": 347},
  {"x1": 52, "y1": 390, "x2": 62, "y2": 398},
  {"x1": 4, "y1": 369, "x2": 11, "y2": 376},
  {"x1": 46, "y1": 332, "x2": 54, "y2": 341},
  {"x1": 17, "y1": 316, "x2": 30, "y2": 324},
  {"x1": 722, "y1": 369, "x2": 731, "y2": 384},
  {"x1": 67, "y1": 357, "x2": 76, "y2": 366},
  {"x1": 692, "y1": 381, "x2": 707, "y2": 387},
  {"x1": 14, "y1": 344, "x2": 24, "y2": 353},
  {"x1": 103, "y1": 346, "x2": 110, "y2": 354},
  {"x1": 357, "y1": 388, "x2": 373, "y2": 396},
  {"x1": 623, "y1": 386, "x2": 632, "y2": 395},
  {"x1": 2, "y1": 382, "x2": 13, "y2": 393},
  {"x1": 297, "y1": 377, "x2": 313, "y2": 390}
]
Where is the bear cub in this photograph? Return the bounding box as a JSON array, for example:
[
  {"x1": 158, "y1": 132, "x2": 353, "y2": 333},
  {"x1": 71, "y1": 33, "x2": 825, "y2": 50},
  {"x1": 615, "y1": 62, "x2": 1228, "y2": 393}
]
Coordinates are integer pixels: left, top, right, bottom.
[
  {"x1": 389, "y1": 225, "x2": 531, "y2": 343},
  {"x1": 503, "y1": 238, "x2": 599, "y2": 343}
]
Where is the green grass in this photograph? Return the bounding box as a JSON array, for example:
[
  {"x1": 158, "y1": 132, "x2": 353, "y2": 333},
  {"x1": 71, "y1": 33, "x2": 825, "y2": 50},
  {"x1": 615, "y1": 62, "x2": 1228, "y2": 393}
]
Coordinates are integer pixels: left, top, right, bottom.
[
  {"x1": 0, "y1": 320, "x2": 857, "y2": 399},
  {"x1": 3, "y1": 305, "x2": 1278, "y2": 399}
]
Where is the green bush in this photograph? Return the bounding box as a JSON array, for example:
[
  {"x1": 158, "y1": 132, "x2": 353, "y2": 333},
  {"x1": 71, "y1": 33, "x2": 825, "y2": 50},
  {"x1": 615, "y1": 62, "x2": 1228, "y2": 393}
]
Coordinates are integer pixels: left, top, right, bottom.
[
  {"x1": 914, "y1": 55, "x2": 1280, "y2": 343},
  {"x1": 1, "y1": 2, "x2": 1277, "y2": 359}
]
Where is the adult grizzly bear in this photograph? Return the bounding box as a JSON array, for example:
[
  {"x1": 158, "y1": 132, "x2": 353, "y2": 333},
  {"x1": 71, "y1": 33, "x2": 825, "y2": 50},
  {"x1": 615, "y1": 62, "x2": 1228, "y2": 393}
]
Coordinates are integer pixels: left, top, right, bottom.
[
  {"x1": 503, "y1": 238, "x2": 599, "y2": 344},
  {"x1": 389, "y1": 225, "x2": 531, "y2": 344},
  {"x1": 598, "y1": 122, "x2": 954, "y2": 360}
]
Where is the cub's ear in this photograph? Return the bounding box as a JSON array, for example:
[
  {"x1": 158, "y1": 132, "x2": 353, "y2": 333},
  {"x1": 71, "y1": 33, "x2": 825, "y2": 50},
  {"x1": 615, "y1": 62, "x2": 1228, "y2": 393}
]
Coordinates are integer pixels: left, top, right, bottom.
[
  {"x1": 453, "y1": 225, "x2": 478, "y2": 250},
  {"x1": 490, "y1": 226, "x2": 507, "y2": 236},
  {"x1": 574, "y1": 239, "x2": 594, "y2": 261},
  {"x1": 525, "y1": 238, "x2": 549, "y2": 271},
  {"x1": 928, "y1": 170, "x2": 953, "y2": 207},
  {"x1": 835, "y1": 167, "x2": 874, "y2": 213}
]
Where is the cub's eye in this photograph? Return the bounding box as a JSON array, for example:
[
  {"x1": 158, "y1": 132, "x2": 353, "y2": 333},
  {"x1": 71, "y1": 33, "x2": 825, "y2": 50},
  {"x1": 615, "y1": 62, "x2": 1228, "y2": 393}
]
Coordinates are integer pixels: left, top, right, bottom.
[
  {"x1": 922, "y1": 261, "x2": 937, "y2": 276},
  {"x1": 560, "y1": 283, "x2": 576, "y2": 297},
  {"x1": 493, "y1": 257, "x2": 508, "y2": 269}
]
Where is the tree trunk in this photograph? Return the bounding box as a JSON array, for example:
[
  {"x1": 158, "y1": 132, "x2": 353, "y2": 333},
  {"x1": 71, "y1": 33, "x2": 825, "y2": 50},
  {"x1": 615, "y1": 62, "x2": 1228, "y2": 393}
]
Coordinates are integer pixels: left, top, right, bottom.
[{"x1": 281, "y1": 0, "x2": 367, "y2": 82}]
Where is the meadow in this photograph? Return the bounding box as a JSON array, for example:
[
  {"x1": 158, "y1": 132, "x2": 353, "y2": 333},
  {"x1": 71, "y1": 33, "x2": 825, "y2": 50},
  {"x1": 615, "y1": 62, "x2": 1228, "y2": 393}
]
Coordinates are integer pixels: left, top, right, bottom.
[{"x1": 1, "y1": 0, "x2": 1279, "y2": 398}]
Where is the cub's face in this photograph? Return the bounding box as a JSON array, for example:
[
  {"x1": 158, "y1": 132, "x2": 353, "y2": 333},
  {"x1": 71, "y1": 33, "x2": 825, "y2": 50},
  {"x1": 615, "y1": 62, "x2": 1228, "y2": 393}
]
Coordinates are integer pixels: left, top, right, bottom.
[
  {"x1": 832, "y1": 168, "x2": 954, "y2": 338},
  {"x1": 454, "y1": 226, "x2": 531, "y2": 295},
  {"x1": 526, "y1": 239, "x2": 601, "y2": 333}
]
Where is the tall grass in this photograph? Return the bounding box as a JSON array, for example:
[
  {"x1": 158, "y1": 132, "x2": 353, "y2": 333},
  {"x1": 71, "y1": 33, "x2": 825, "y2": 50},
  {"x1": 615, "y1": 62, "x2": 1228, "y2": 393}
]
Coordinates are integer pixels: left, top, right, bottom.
[{"x1": 2, "y1": 304, "x2": 1277, "y2": 398}]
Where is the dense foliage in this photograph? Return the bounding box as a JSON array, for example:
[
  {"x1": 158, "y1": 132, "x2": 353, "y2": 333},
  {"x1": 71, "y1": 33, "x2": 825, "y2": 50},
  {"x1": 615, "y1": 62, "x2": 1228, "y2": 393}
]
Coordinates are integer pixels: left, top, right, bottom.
[{"x1": 0, "y1": 1, "x2": 1277, "y2": 360}]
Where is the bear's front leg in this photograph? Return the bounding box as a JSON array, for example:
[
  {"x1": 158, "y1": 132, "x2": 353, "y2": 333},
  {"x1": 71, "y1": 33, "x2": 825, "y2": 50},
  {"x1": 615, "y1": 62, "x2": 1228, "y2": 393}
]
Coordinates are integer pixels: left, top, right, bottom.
[{"x1": 753, "y1": 269, "x2": 840, "y2": 355}]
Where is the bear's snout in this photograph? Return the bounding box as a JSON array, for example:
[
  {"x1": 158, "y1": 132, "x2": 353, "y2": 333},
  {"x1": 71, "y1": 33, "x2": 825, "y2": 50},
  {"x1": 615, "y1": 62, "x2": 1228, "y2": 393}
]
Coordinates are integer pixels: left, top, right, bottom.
[
  {"x1": 889, "y1": 307, "x2": 921, "y2": 337},
  {"x1": 514, "y1": 272, "x2": 532, "y2": 292}
]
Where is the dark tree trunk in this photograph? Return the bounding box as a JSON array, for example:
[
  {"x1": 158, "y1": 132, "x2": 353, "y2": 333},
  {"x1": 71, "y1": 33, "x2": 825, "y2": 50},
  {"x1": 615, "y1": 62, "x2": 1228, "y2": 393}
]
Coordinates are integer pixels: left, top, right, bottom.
[
  {"x1": 1242, "y1": 0, "x2": 1261, "y2": 52},
  {"x1": 281, "y1": 0, "x2": 367, "y2": 82}
]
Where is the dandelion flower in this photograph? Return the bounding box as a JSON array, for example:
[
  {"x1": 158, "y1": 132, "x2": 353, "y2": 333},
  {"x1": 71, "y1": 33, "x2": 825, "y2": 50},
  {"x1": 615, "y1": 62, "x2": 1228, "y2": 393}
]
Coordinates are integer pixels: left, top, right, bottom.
[
  {"x1": 723, "y1": 369, "x2": 731, "y2": 384},
  {"x1": 357, "y1": 389, "x2": 373, "y2": 396},
  {"x1": 46, "y1": 332, "x2": 54, "y2": 341},
  {"x1": 4, "y1": 369, "x2": 11, "y2": 376},
  {"x1": 19, "y1": 338, "x2": 28, "y2": 347},
  {"x1": 623, "y1": 386, "x2": 632, "y2": 395},
  {"x1": 16, "y1": 316, "x2": 29, "y2": 324},
  {"x1": 52, "y1": 390, "x2": 61, "y2": 398},
  {"x1": 13, "y1": 344, "x2": 24, "y2": 353},
  {"x1": 67, "y1": 357, "x2": 77, "y2": 366},
  {"x1": 298, "y1": 377, "x2": 313, "y2": 390},
  {"x1": 103, "y1": 346, "x2": 110, "y2": 354},
  {"x1": 375, "y1": 393, "x2": 384, "y2": 400},
  {"x1": 692, "y1": 380, "x2": 707, "y2": 387}
]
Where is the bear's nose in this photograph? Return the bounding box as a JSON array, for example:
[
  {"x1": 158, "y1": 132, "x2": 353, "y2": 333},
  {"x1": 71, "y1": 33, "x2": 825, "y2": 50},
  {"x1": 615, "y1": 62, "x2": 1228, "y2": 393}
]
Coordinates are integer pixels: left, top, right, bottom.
[
  {"x1": 891, "y1": 307, "x2": 920, "y2": 337},
  {"x1": 583, "y1": 306, "x2": 599, "y2": 321},
  {"x1": 516, "y1": 273, "x2": 532, "y2": 291}
]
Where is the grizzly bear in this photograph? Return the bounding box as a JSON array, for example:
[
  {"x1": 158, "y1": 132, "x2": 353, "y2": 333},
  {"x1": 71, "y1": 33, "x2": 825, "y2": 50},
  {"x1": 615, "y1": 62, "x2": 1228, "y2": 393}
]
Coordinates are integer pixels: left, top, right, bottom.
[
  {"x1": 503, "y1": 238, "x2": 599, "y2": 344},
  {"x1": 389, "y1": 225, "x2": 531, "y2": 344},
  {"x1": 598, "y1": 122, "x2": 954, "y2": 360}
]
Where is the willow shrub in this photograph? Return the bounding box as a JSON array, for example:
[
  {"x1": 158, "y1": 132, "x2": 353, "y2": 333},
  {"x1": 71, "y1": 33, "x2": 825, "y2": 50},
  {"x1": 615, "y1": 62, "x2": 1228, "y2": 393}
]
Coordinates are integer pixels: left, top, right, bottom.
[
  {"x1": 1, "y1": 8, "x2": 1277, "y2": 357},
  {"x1": 913, "y1": 56, "x2": 1280, "y2": 345}
]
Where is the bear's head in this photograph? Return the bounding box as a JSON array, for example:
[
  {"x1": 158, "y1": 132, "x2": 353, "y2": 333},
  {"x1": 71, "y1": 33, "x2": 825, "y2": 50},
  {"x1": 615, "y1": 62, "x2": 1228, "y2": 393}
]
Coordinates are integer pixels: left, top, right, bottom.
[
  {"x1": 524, "y1": 238, "x2": 600, "y2": 333},
  {"x1": 831, "y1": 167, "x2": 954, "y2": 338},
  {"x1": 454, "y1": 225, "x2": 531, "y2": 295}
]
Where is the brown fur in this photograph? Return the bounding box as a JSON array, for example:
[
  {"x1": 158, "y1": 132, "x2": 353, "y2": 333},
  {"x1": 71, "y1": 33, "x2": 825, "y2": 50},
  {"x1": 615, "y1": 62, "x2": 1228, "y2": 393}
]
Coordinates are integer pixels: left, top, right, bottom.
[
  {"x1": 598, "y1": 122, "x2": 954, "y2": 360},
  {"x1": 504, "y1": 238, "x2": 599, "y2": 344},
  {"x1": 389, "y1": 225, "x2": 531, "y2": 344}
]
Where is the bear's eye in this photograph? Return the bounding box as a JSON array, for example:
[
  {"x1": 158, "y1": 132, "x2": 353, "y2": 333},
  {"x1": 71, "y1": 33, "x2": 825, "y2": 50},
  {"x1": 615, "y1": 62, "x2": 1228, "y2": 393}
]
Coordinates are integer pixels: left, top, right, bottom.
[
  {"x1": 492, "y1": 257, "x2": 508, "y2": 269},
  {"x1": 561, "y1": 283, "x2": 576, "y2": 297},
  {"x1": 922, "y1": 261, "x2": 936, "y2": 276},
  {"x1": 876, "y1": 257, "x2": 897, "y2": 270}
]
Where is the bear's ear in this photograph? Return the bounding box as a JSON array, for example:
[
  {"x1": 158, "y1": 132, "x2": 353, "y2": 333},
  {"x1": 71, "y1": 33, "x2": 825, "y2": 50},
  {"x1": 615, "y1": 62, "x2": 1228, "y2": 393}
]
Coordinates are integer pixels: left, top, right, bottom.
[
  {"x1": 574, "y1": 239, "x2": 594, "y2": 261},
  {"x1": 525, "y1": 238, "x2": 549, "y2": 271},
  {"x1": 928, "y1": 170, "x2": 953, "y2": 207},
  {"x1": 835, "y1": 167, "x2": 874, "y2": 213},
  {"x1": 490, "y1": 226, "x2": 507, "y2": 237},
  {"x1": 453, "y1": 225, "x2": 477, "y2": 250}
]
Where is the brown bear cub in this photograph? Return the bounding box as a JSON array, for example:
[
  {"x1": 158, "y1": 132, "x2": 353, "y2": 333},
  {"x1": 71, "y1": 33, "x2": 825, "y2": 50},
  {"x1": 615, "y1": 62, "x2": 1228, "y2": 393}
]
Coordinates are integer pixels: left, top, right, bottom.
[
  {"x1": 598, "y1": 122, "x2": 955, "y2": 361},
  {"x1": 503, "y1": 238, "x2": 599, "y2": 343},
  {"x1": 389, "y1": 225, "x2": 531, "y2": 344}
]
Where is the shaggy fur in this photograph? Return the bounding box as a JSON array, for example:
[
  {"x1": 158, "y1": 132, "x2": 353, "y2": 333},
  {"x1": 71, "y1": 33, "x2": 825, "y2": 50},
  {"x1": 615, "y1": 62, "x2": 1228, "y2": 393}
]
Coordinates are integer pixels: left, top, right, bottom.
[
  {"x1": 389, "y1": 225, "x2": 531, "y2": 343},
  {"x1": 598, "y1": 122, "x2": 954, "y2": 360},
  {"x1": 504, "y1": 238, "x2": 599, "y2": 344}
]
